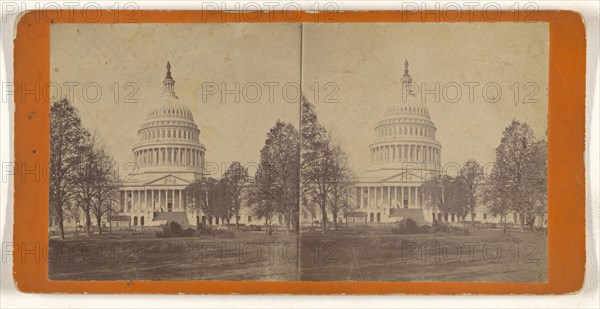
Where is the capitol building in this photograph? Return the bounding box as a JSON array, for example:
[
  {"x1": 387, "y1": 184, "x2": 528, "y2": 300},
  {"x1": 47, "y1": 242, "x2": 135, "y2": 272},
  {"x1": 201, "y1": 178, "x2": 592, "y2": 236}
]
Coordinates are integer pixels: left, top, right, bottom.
[
  {"x1": 115, "y1": 62, "x2": 207, "y2": 227},
  {"x1": 353, "y1": 60, "x2": 442, "y2": 225}
]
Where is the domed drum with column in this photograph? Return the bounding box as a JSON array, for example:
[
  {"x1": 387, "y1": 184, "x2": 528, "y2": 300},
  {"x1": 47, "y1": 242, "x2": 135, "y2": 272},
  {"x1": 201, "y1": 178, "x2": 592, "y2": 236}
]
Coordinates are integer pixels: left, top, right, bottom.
[
  {"x1": 353, "y1": 60, "x2": 442, "y2": 225},
  {"x1": 116, "y1": 62, "x2": 205, "y2": 228}
]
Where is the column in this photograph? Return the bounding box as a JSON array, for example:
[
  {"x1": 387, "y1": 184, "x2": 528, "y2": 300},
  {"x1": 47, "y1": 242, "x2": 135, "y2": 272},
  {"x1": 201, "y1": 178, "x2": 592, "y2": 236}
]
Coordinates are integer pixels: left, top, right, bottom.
[
  {"x1": 150, "y1": 190, "x2": 153, "y2": 210},
  {"x1": 414, "y1": 187, "x2": 418, "y2": 208},
  {"x1": 130, "y1": 190, "x2": 134, "y2": 212},
  {"x1": 409, "y1": 186, "x2": 412, "y2": 208},
  {"x1": 158, "y1": 189, "x2": 162, "y2": 211},
  {"x1": 179, "y1": 189, "x2": 182, "y2": 211},
  {"x1": 394, "y1": 186, "x2": 398, "y2": 208},
  {"x1": 401, "y1": 186, "x2": 405, "y2": 208},
  {"x1": 374, "y1": 186, "x2": 378, "y2": 207},
  {"x1": 119, "y1": 191, "x2": 124, "y2": 212},
  {"x1": 132, "y1": 190, "x2": 136, "y2": 212}
]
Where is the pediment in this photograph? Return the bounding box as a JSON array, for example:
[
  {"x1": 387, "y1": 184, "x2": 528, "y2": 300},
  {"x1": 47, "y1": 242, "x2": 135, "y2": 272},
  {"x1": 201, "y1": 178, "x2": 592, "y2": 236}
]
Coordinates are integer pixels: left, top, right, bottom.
[
  {"x1": 145, "y1": 174, "x2": 192, "y2": 186},
  {"x1": 380, "y1": 171, "x2": 428, "y2": 183}
]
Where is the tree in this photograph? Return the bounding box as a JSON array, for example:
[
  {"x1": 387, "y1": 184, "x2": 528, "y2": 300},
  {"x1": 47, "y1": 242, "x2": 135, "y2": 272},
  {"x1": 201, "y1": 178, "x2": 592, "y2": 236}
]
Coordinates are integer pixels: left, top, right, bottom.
[
  {"x1": 215, "y1": 178, "x2": 232, "y2": 225},
  {"x1": 186, "y1": 177, "x2": 220, "y2": 225},
  {"x1": 303, "y1": 132, "x2": 339, "y2": 232},
  {"x1": 484, "y1": 166, "x2": 511, "y2": 233},
  {"x1": 73, "y1": 132, "x2": 97, "y2": 236},
  {"x1": 301, "y1": 196, "x2": 318, "y2": 226},
  {"x1": 49, "y1": 98, "x2": 88, "y2": 239},
  {"x1": 531, "y1": 139, "x2": 548, "y2": 228},
  {"x1": 300, "y1": 95, "x2": 327, "y2": 199},
  {"x1": 249, "y1": 164, "x2": 279, "y2": 235},
  {"x1": 422, "y1": 173, "x2": 469, "y2": 225},
  {"x1": 90, "y1": 147, "x2": 121, "y2": 235},
  {"x1": 459, "y1": 160, "x2": 484, "y2": 228},
  {"x1": 490, "y1": 120, "x2": 547, "y2": 231},
  {"x1": 250, "y1": 121, "x2": 300, "y2": 234},
  {"x1": 301, "y1": 97, "x2": 356, "y2": 232},
  {"x1": 223, "y1": 161, "x2": 249, "y2": 231},
  {"x1": 326, "y1": 145, "x2": 356, "y2": 230}
]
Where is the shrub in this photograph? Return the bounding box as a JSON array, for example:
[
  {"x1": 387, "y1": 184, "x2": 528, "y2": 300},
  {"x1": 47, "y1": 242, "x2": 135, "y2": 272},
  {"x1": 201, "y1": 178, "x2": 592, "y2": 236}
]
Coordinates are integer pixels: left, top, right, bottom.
[
  {"x1": 155, "y1": 221, "x2": 185, "y2": 238},
  {"x1": 450, "y1": 226, "x2": 470, "y2": 235},
  {"x1": 432, "y1": 220, "x2": 450, "y2": 233},
  {"x1": 404, "y1": 218, "x2": 418, "y2": 232},
  {"x1": 431, "y1": 221, "x2": 470, "y2": 235},
  {"x1": 194, "y1": 224, "x2": 235, "y2": 238},
  {"x1": 419, "y1": 225, "x2": 432, "y2": 234},
  {"x1": 196, "y1": 224, "x2": 213, "y2": 235},
  {"x1": 392, "y1": 218, "x2": 420, "y2": 234},
  {"x1": 214, "y1": 229, "x2": 235, "y2": 238}
]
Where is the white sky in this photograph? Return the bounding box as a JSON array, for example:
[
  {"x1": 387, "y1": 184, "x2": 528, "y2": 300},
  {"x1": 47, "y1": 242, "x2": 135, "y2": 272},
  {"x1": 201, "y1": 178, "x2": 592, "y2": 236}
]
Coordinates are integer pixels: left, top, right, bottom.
[{"x1": 50, "y1": 22, "x2": 548, "y2": 177}]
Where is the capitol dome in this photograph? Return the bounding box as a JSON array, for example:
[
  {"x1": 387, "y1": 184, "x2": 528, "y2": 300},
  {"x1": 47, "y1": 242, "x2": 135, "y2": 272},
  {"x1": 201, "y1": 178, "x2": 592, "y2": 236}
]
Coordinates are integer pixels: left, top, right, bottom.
[
  {"x1": 367, "y1": 60, "x2": 441, "y2": 171},
  {"x1": 132, "y1": 62, "x2": 205, "y2": 173}
]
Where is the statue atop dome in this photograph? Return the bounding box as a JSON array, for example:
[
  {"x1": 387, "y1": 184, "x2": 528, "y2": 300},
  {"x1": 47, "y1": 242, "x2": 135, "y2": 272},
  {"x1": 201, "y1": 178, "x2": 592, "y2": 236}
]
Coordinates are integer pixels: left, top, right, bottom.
[
  {"x1": 401, "y1": 58, "x2": 414, "y2": 96},
  {"x1": 162, "y1": 60, "x2": 176, "y2": 97}
]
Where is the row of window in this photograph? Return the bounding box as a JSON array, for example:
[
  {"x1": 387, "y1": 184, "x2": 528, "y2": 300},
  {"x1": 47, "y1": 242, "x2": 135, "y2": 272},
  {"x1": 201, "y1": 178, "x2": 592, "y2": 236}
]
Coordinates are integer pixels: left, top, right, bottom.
[
  {"x1": 377, "y1": 125, "x2": 435, "y2": 139},
  {"x1": 371, "y1": 144, "x2": 440, "y2": 164},
  {"x1": 386, "y1": 105, "x2": 429, "y2": 117},
  {"x1": 148, "y1": 107, "x2": 192, "y2": 119},
  {"x1": 134, "y1": 147, "x2": 203, "y2": 167},
  {"x1": 140, "y1": 128, "x2": 199, "y2": 142}
]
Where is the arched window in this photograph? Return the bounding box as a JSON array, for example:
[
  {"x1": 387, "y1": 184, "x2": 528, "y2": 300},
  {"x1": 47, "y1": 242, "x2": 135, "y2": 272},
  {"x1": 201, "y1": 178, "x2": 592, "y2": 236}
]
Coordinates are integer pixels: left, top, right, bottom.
[
  {"x1": 133, "y1": 216, "x2": 138, "y2": 226},
  {"x1": 140, "y1": 216, "x2": 144, "y2": 226}
]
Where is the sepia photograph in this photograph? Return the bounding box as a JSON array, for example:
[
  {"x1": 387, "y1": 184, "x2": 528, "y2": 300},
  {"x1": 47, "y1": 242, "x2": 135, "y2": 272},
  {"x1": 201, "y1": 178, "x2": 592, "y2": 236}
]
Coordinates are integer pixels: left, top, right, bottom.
[{"x1": 47, "y1": 22, "x2": 548, "y2": 282}]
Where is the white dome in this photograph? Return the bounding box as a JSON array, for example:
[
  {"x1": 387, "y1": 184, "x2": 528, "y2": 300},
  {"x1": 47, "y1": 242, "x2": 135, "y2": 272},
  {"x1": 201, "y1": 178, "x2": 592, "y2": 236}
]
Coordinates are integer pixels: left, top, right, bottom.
[
  {"x1": 367, "y1": 60, "x2": 442, "y2": 170},
  {"x1": 131, "y1": 62, "x2": 205, "y2": 174}
]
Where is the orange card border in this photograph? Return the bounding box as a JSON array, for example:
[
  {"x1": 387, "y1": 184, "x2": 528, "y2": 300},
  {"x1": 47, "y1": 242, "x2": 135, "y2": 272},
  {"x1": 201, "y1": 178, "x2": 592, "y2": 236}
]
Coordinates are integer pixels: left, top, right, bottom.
[{"x1": 13, "y1": 10, "x2": 586, "y2": 294}]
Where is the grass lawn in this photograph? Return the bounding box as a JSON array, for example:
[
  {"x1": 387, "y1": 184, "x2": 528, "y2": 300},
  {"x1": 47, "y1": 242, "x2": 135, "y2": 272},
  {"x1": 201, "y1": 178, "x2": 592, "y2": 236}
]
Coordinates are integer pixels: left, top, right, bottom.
[
  {"x1": 299, "y1": 225, "x2": 547, "y2": 282},
  {"x1": 48, "y1": 226, "x2": 546, "y2": 282},
  {"x1": 48, "y1": 230, "x2": 299, "y2": 281}
]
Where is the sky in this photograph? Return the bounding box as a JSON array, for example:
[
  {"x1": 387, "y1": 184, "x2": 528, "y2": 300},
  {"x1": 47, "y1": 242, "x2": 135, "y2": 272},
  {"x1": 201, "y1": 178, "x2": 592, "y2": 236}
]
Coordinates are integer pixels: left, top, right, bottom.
[
  {"x1": 50, "y1": 22, "x2": 548, "y2": 177},
  {"x1": 303, "y1": 22, "x2": 548, "y2": 172},
  {"x1": 50, "y1": 23, "x2": 301, "y2": 177}
]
